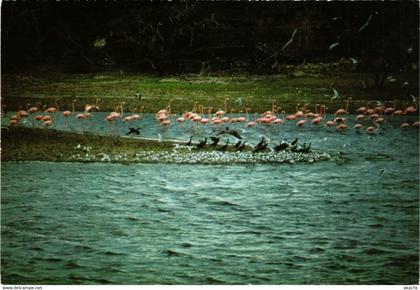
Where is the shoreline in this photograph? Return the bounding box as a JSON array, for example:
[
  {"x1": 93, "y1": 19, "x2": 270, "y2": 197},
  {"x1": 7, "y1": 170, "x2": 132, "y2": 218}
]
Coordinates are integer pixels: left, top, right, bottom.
[{"x1": 1, "y1": 127, "x2": 331, "y2": 164}]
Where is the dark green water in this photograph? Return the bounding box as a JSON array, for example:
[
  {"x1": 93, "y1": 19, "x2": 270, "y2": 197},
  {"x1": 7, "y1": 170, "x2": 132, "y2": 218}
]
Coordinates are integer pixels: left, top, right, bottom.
[{"x1": 1, "y1": 115, "x2": 419, "y2": 284}]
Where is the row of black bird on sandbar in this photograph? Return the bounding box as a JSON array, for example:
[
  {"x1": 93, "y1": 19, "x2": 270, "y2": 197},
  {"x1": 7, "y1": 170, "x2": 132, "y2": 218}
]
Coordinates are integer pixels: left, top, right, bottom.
[
  {"x1": 182, "y1": 126, "x2": 311, "y2": 153},
  {"x1": 126, "y1": 125, "x2": 311, "y2": 153}
]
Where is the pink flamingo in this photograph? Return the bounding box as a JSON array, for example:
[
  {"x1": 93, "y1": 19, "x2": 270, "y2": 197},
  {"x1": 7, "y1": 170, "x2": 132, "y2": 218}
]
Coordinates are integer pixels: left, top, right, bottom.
[
  {"x1": 296, "y1": 119, "x2": 307, "y2": 127},
  {"x1": 384, "y1": 107, "x2": 395, "y2": 114},
  {"x1": 367, "y1": 123, "x2": 380, "y2": 134},
  {"x1": 392, "y1": 102, "x2": 404, "y2": 116},
  {"x1": 42, "y1": 115, "x2": 52, "y2": 122},
  {"x1": 325, "y1": 119, "x2": 336, "y2": 127},
  {"x1": 123, "y1": 115, "x2": 135, "y2": 122},
  {"x1": 9, "y1": 114, "x2": 21, "y2": 126},
  {"x1": 62, "y1": 99, "x2": 76, "y2": 129},
  {"x1": 312, "y1": 105, "x2": 325, "y2": 126},
  {"x1": 215, "y1": 110, "x2": 225, "y2": 117},
  {"x1": 199, "y1": 105, "x2": 211, "y2": 125},
  {"x1": 323, "y1": 107, "x2": 336, "y2": 127},
  {"x1": 161, "y1": 120, "x2": 171, "y2": 126},
  {"x1": 28, "y1": 106, "x2": 38, "y2": 114},
  {"x1": 34, "y1": 114, "x2": 44, "y2": 127},
  {"x1": 286, "y1": 114, "x2": 297, "y2": 121},
  {"x1": 27, "y1": 106, "x2": 39, "y2": 127},
  {"x1": 43, "y1": 120, "x2": 53, "y2": 127},
  {"x1": 84, "y1": 97, "x2": 101, "y2": 113},
  {"x1": 272, "y1": 107, "x2": 285, "y2": 125},
  {"x1": 237, "y1": 108, "x2": 249, "y2": 123},
  {"x1": 16, "y1": 110, "x2": 29, "y2": 126},
  {"x1": 9, "y1": 119, "x2": 18, "y2": 126},
  {"x1": 312, "y1": 104, "x2": 321, "y2": 119},
  {"x1": 45, "y1": 107, "x2": 57, "y2": 114},
  {"x1": 247, "y1": 121, "x2": 257, "y2": 127},
  {"x1": 303, "y1": 103, "x2": 314, "y2": 118},
  {"x1": 400, "y1": 122, "x2": 410, "y2": 128},
  {"x1": 273, "y1": 118, "x2": 284, "y2": 125},
  {"x1": 312, "y1": 116, "x2": 323, "y2": 125},
  {"x1": 76, "y1": 113, "x2": 88, "y2": 131},
  {"x1": 334, "y1": 117, "x2": 347, "y2": 123},
  {"x1": 44, "y1": 100, "x2": 59, "y2": 122},
  {"x1": 365, "y1": 108, "x2": 375, "y2": 115},
  {"x1": 336, "y1": 124, "x2": 348, "y2": 131},
  {"x1": 294, "y1": 104, "x2": 304, "y2": 118},
  {"x1": 374, "y1": 105, "x2": 384, "y2": 114},
  {"x1": 375, "y1": 117, "x2": 385, "y2": 123},
  {"x1": 192, "y1": 115, "x2": 202, "y2": 122},
  {"x1": 334, "y1": 99, "x2": 349, "y2": 115},
  {"x1": 17, "y1": 110, "x2": 29, "y2": 118},
  {"x1": 355, "y1": 106, "x2": 367, "y2": 114},
  {"x1": 404, "y1": 105, "x2": 417, "y2": 115},
  {"x1": 106, "y1": 104, "x2": 123, "y2": 134},
  {"x1": 370, "y1": 113, "x2": 380, "y2": 120},
  {"x1": 354, "y1": 123, "x2": 364, "y2": 129},
  {"x1": 221, "y1": 115, "x2": 230, "y2": 123}
]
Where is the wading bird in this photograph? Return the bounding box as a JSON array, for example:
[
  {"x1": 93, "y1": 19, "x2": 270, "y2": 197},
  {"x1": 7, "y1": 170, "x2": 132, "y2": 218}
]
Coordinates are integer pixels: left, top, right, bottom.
[
  {"x1": 218, "y1": 139, "x2": 229, "y2": 151},
  {"x1": 63, "y1": 99, "x2": 76, "y2": 129},
  {"x1": 185, "y1": 136, "x2": 193, "y2": 146},
  {"x1": 367, "y1": 123, "x2": 380, "y2": 134},
  {"x1": 195, "y1": 138, "x2": 207, "y2": 149},
  {"x1": 210, "y1": 136, "x2": 220, "y2": 146},
  {"x1": 253, "y1": 139, "x2": 268, "y2": 153},
  {"x1": 237, "y1": 142, "x2": 246, "y2": 151},
  {"x1": 273, "y1": 140, "x2": 290, "y2": 151},
  {"x1": 335, "y1": 99, "x2": 350, "y2": 115}
]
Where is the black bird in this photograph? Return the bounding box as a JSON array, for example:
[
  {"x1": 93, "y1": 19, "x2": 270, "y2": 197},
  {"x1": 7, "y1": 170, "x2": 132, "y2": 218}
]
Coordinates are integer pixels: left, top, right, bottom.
[
  {"x1": 210, "y1": 136, "x2": 220, "y2": 146},
  {"x1": 290, "y1": 138, "x2": 299, "y2": 152},
  {"x1": 302, "y1": 142, "x2": 312, "y2": 153},
  {"x1": 290, "y1": 138, "x2": 298, "y2": 146},
  {"x1": 218, "y1": 139, "x2": 229, "y2": 151},
  {"x1": 273, "y1": 140, "x2": 289, "y2": 152},
  {"x1": 234, "y1": 140, "x2": 242, "y2": 148},
  {"x1": 186, "y1": 136, "x2": 193, "y2": 146},
  {"x1": 237, "y1": 142, "x2": 246, "y2": 151},
  {"x1": 215, "y1": 127, "x2": 242, "y2": 139},
  {"x1": 296, "y1": 142, "x2": 312, "y2": 153},
  {"x1": 196, "y1": 138, "x2": 207, "y2": 149},
  {"x1": 255, "y1": 136, "x2": 267, "y2": 148},
  {"x1": 253, "y1": 141, "x2": 268, "y2": 153},
  {"x1": 127, "y1": 127, "x2": 141, "y2": 135}
]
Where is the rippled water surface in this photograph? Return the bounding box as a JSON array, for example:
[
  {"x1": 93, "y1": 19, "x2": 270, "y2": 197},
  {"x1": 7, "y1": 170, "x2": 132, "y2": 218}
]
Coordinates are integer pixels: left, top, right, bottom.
[{"x1": 2, "y1": 113, "x2": 419, "y2": 284}]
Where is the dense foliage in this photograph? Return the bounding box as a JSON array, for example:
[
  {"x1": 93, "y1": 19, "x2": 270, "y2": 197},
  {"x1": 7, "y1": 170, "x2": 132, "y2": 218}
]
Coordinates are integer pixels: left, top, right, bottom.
[{"x1": 2, "y1": 1, "x2": 418, "y2": 74}]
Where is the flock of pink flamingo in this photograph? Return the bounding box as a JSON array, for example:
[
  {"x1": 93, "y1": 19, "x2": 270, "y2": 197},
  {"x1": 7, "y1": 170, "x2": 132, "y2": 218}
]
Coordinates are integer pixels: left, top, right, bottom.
[
  {"x1": 155, "y1": 98, "x2": 419, "y2": 134},
  {"x1": 5, "y1": 98, "x2": 419, "y2": 135}
]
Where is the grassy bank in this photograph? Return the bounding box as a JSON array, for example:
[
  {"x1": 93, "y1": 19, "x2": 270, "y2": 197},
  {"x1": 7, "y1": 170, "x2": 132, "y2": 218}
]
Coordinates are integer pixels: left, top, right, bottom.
[
  {"x1": 2, "y1": 65, "x2": 418, "y2": 113},
  {"x1": 1, "y1": 127, "x2": 174, "y2": 162}
]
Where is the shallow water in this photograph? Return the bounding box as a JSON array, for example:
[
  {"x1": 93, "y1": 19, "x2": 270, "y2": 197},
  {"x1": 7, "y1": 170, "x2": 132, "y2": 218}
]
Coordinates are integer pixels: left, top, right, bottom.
[
  {"x1": 1, "y1": 112, "x2": 419, "y2": 284},
  {"x1": 2, "y1": 111, "x2": 419, "y2": 145}
]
